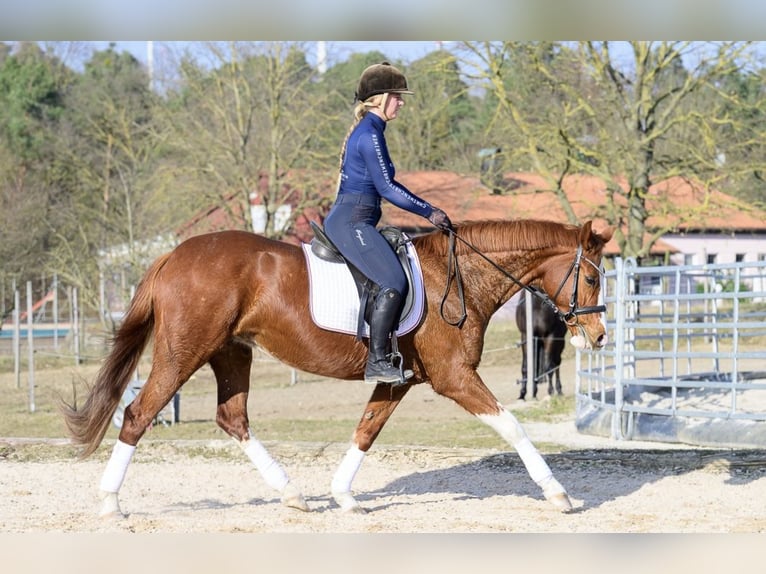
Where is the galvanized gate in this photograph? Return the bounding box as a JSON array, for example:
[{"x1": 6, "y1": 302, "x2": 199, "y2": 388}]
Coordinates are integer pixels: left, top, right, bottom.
[{"x1": 575, "y1": 257, "x2": 766, "y2": 448}]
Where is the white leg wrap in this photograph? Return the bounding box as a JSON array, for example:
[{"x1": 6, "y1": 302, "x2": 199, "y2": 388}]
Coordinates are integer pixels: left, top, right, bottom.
[
  {"x1": 98, "y1": 491, "x2": 123, "y2": 518},
  {"x1": 476, "y1": 408, "x2": 554, "y2": 485},
  {"x1": 99, "y1": 440, "x2": 136, "y2": 493},
  {"x1": 331, "y1": 445, "x2": 365, "y2": 494},
  {"x1": 478, "y1": 405, "x2": 571, "y2": 511},
  {"x1": 239, "y1": 434, "x2": 289, "y2": 492},
  {"x1": 514, "y1": 437, "x2": 555, "y2": 486}
]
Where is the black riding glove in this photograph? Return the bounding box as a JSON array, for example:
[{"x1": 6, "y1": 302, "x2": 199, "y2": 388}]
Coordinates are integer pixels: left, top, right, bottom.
[{"x1": 427, "y1": 207, "x2": 453, "y2": 232}]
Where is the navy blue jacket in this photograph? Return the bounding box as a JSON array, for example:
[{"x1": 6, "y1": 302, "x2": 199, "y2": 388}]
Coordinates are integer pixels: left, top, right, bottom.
[
  {"x1": 336, "y1": 113, "x2": 433, "y2": 220},
  {"x1": 323, "y1": 112, "x2": 432, "y2": 295}
]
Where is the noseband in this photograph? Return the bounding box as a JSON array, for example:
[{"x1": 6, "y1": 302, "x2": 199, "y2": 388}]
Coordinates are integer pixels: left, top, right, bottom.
[{"x1": 439, "y1": 230, "x2": 604, "y2": 328}]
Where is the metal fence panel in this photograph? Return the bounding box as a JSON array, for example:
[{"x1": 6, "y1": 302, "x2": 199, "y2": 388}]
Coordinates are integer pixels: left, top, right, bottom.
[{"x1": 575, "y1": 258, "x2": 766, "y2": 448}]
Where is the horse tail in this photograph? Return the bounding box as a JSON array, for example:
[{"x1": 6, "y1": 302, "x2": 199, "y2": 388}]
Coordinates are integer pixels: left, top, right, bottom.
[{"x1": 61, "y1": 252, "x2": 172, "y2": 458}]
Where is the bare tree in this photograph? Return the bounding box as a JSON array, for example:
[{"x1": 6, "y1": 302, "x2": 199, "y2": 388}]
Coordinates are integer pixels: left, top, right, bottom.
[
  {"x1": 159, "y1": 41, "x2": 340, "y2": 239},
  {"x1": 459, "y1": 41, "x2": 763, "y2": 261},
  {"x1": 391, "y1": 50, "x2": 480, "y2": 172},
  {"x1": 49, "y1": 45, "x2": 166, "y2": 322}
]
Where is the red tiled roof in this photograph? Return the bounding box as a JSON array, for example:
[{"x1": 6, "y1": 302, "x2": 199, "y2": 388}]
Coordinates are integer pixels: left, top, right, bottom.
[
  {"x1": 382, "y1": 171, "x2": 624, "y2": 252},
  {"x1": 382, "y1": 171, "x2": 766, "y2": 256},
  {"x1": 646, "y1": 176, "x2": 766, "y2": 231},
  {"x1": 176, "y1": 171, "x2": 334, "y2": 245},
  {"x1": 179, "y1": 170, "x2": 766, "y2": 257}
]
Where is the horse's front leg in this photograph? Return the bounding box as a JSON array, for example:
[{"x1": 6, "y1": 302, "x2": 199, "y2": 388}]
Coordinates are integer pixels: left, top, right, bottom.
[
  {"x1": 331, "y1": 383, "x2": 411, "y2": 513},
  {"x1": 433, "y1": 365, "x2": 573, "y2": 513}
]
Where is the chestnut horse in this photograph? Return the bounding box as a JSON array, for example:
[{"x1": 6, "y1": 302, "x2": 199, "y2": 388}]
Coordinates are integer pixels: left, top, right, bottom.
[{"x1": 62, "y1": 218, "x2": 612, "y2": 518}]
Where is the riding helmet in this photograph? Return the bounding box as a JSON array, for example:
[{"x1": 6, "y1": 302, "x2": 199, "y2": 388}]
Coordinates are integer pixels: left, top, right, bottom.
[{"x1": 355, "y1": 61, "x2": 414, "y2": 102}]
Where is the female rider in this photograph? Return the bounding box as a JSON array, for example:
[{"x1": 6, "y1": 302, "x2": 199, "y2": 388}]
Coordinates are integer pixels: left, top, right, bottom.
[{"x1": 323, "y1": 62, "x2": 453, "y2": 386}]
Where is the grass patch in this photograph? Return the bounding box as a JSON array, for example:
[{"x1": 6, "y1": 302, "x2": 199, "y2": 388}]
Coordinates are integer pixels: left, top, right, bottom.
[
  {"x1": 0, "y1": 319, "x2": 578, "y2": 453},
  {"x1": 514, "y1": 394, "x2": 575, "y2": 423}
]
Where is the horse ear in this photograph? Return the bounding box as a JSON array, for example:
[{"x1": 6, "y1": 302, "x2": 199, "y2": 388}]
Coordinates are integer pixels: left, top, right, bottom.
[
  {"x1": 598, "y1": 225, "x2": 614, "y2": 243},
  {"x1": 579, "y1": 220, "x2": 594, "y2": 248},
  {"x1": 580, "y1": 220, "x2": 614, "y2": 249}
]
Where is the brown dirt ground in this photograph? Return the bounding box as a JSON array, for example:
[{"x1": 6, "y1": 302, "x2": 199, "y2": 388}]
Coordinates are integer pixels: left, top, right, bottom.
[{"x1": 1, "y1": 354, "x2": 765, "y2": 535}]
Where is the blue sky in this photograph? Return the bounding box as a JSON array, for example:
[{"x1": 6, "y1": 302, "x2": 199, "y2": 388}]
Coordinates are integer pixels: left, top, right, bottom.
[{"x1": 100, "y1": 41, "x2": 446, "y2": 67}]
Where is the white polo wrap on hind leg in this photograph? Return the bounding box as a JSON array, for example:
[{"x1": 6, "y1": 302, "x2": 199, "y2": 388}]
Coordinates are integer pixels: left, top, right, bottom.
[
  {"x1": 239, "y1": 433, "x2": 289, "y2": 492},
  {"x1": 331, "y1": 445, "x2": 365, "y2": 494},
  {"x1": 99, "y1": 440, "x2": 136, "y2": 493}
]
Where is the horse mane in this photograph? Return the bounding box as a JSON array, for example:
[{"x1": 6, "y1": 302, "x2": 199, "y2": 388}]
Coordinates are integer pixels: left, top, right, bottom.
[{"x1": 413, "y1": 219, "x2": 581, "y2": 257}]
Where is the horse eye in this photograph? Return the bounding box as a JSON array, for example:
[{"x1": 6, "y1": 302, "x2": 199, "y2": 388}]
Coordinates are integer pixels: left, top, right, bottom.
[{"x1": 585, "y1": 275, "x2": 598, "y2": 287}]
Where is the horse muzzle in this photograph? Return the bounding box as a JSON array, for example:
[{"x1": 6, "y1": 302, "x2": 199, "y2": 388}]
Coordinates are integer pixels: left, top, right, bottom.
[{"x1": 569, "y1": 325, "x2": 608, "y2": 350}]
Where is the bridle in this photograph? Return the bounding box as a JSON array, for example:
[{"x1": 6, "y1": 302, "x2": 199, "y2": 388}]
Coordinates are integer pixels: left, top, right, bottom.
[
  {"x1": 548, "y1": 243, "x2": 606, "y2": 325},
  {"x1": 439, "y1": 228, "x2": 605, "y2": 328}
]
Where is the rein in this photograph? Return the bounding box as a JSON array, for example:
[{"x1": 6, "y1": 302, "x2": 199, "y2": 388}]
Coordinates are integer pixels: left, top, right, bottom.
[
  {"x1": 438, "y1": 228, "x2": 605, "y2": 327},
  {"x1": 439, "y1": 232, "x2": 467, "y2": 327}
]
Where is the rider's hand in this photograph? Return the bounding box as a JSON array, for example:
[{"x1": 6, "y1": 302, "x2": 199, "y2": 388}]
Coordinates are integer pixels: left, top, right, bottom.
[{"x1": 427, "y1": 207, "x2": 453, "y2": 232}]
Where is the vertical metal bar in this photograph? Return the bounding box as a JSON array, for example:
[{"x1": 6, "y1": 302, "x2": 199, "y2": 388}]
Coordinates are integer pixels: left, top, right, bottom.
[
  {"x1": 525, "y1": 293, "x2": 534, "y2": 396},
  {"x1": 99, "y1": 271, "x2": 105, "y2": 324},
  {"x1": 671, "y1": 267, "x2": 682, "y2": 413},
  {"x1": 710, "y1": 272, "x2": 720, "y2": 372},
  {"x1": 685, "y1": 272, "x2": 693, "y2": 375},
  {"x1": 612, "y1": 257, "x2": 626, "y2": 440},
  {"x1": 53, "y1": 274, "x2": 59, "y2": 350},
  {"x1": 26, "y1": 281, "x2": 35, "y2": 413},
  {"x1": 73, "y1": 287, "x2": 80, "y2": 365},
  {"x1": 13, "y1": 289, "x2": 20, "y2": 389},
  {"x1": 731, "y1": 266, "x2": 741, "y2": 414}
]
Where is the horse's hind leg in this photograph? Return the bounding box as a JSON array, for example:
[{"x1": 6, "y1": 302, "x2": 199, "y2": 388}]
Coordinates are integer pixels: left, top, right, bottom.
[
  {"x1": 549, "y1": 337, "x2": 565, "y2": 395},
  {"x1": 331, "y1": 383, "x2": 412, "y2": 513},
  {"x1": 98, "y1": 348, "x2": 200, "y2": 518},
  {"x1": 543, "y1": 338, "x2": 556, "y2": 396},
  {"x1": 518, "y1": 339, "x2": 528, "y2": 400},
  {"x1": 209, "y1": 341, "x2": 308, "y2": 512},
  {"x1": 533, "y1": 340, "x2": 544, "y2": 399}
]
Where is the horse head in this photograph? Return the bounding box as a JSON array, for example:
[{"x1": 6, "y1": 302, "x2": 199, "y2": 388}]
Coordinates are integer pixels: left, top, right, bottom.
[{"x1": 539, "y1": 220, "x2": 613, "y2": 350}]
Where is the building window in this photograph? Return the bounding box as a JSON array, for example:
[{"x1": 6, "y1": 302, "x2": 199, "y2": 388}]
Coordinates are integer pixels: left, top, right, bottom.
[
  {"x1": 736, "y1": 253, "x2": 745, "y2": 263},
  {"x1": 684, "y1": 254, "x2": 694, "y2": 266},
  {"x1": 707, "y1": 253, "x2": 717, "y2": 264}
]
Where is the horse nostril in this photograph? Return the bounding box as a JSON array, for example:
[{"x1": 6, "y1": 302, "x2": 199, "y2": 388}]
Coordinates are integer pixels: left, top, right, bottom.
[{"x1": 597, "y1": 333, "x2": 608, "y2": 347}]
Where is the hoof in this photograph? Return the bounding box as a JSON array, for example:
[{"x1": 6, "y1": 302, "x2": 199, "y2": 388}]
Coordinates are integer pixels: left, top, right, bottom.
[
  {"x1": 281, "y1": 482, "x2": 310, "y2": 512},
  {"x1": 332, "y1": 491, "x2": 367, "y2": 514},
  {"x1": 98, "y1": 490, "x2": 126, "y2": 519},
  {"x1": 546, "y1": 491, "x2": 574, "y2": 513},
  {"x1": 541, "y1": 477, "x2": 573, "y2": 513}
]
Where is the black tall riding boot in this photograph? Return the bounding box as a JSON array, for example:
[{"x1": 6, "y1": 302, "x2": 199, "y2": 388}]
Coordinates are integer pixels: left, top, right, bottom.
[{"x1": 364, "y1": 288, "x2": 414, "y2": 385}]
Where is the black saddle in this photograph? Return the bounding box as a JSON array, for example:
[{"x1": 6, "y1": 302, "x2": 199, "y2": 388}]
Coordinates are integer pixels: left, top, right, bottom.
[{"x1": 309, "y1": 221, "x2": 417, "y2": 339}]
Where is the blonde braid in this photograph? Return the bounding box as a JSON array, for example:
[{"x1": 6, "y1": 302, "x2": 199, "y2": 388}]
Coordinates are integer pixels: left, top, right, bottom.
[{"x1": 335, "y1": 97, "x2": 384, "y2": 195}]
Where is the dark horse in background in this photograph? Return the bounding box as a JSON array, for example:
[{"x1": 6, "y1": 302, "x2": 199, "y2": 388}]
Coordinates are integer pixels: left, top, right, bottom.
[
  {"x1": 516, "y1": 290, "x2": 568, "y2": 400},
  {"x1": 62, "y1": 219, "x2": 612, "y2": 519}
]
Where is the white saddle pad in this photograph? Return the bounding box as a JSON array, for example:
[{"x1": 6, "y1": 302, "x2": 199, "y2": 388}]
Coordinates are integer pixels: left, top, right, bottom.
[{"x1": 301, "y1": 241, "x2": 425, "y2": 337}]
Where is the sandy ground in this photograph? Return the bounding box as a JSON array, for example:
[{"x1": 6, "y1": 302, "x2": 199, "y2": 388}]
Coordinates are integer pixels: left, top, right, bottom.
[
  {"x1": 2, "y1": 438, "x2": 765, "y2": 534},
  {"x1": 1, "y1": 356, "x2": 765, "y2": 536}
]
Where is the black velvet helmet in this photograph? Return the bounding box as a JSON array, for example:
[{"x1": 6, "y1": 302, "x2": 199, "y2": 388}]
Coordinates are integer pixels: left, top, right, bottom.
[{"x1": 355, "y1": 61, "x2": 414, "y2": 102}]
